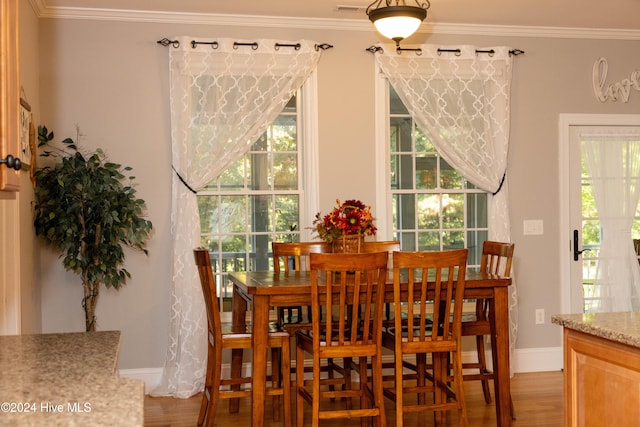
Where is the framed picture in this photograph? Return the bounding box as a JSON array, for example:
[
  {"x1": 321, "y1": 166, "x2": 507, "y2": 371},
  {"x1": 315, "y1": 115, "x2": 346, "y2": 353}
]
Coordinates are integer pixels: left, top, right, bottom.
[{"x1": 19, "y1": 98, "x2": 32, "y2": 167}]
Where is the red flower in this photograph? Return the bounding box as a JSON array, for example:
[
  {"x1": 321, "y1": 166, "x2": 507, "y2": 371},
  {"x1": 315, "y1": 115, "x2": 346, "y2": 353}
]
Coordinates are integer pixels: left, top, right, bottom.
[{"x1": 312, "y1": 199, "x2": 377, "y2": 243}]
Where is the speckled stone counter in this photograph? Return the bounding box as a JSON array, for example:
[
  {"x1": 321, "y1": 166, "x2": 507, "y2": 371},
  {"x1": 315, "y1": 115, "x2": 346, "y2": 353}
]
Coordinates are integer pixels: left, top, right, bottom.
[
  {"x1": 551, "y1": 311, "x2": 640, "y2": 348},
  {"x1": 0, "y1": 331, "x2": 143, "y2": 426}
]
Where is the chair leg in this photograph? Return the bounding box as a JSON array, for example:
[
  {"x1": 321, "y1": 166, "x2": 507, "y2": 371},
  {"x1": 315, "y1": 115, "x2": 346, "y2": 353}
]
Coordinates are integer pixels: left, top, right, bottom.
[
  {"x1": 271, "y1": 347, "x2": 282, "y2": 422},
  {"x1": 451, "y1": 349, "x2": 469, "y2": 427},
  {"x1": 281, "y1": 338, "x2": 292, "y2": 427},
  {"x1": 204, "y1": 348, "x2": 223, "y2": 427},
  {"x1": 198, "y1": 345, "x2": 214, "y2": 426},
  {"x1": 197, "y1": 387, "x2": 210, "y2": 426},
  {"x1": 296, "y1": 344, "x2": 305, "y2": 427},
  {"x1": 416, "y1": 353, "x2": 426, "y2": 405},
  {"x1": 433, "y1": 352, "x2": 447, "y2": 426},
  {"x1": 229, "y1": 348, "x2": 243, "y2": 413},
  {"x1": 475, "y1": 335, "x2": 492, "y2": 404}
]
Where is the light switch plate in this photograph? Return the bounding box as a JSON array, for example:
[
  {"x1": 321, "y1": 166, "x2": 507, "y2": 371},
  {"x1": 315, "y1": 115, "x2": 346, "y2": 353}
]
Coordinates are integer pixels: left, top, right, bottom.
[{"x1": 523, "y1": 219, "x2": 544, "y2": 235}]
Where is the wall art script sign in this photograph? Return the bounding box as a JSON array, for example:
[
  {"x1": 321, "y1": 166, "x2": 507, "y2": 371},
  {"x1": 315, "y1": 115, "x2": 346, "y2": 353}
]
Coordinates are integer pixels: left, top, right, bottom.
[{"x1": 592, "y1": 57, "x2": 640, "y2": 103}]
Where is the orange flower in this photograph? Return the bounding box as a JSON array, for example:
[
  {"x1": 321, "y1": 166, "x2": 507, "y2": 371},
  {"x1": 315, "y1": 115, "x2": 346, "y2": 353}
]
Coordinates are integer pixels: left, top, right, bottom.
[{"x1": 312, "y1": 199, "x2": 377, "y2": 243}]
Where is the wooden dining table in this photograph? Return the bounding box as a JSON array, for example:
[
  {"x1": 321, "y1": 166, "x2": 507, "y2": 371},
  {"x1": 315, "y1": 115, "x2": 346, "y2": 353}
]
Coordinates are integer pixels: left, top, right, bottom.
[{"x1": 228, "y1": 269, "x2": 513, "y2": 426}]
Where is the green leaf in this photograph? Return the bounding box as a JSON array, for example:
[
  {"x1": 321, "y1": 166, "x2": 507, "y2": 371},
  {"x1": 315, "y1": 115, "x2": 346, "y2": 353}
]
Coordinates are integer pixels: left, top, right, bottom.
[{"x1": 32, "y1": 124, "x2": 153, "y2": 323}]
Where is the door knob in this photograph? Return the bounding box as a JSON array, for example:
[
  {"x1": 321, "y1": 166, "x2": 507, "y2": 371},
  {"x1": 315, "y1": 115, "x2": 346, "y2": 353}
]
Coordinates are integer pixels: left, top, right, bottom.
[{"x1": 0, "y1": 154, "x2": 21, "y2": 171}]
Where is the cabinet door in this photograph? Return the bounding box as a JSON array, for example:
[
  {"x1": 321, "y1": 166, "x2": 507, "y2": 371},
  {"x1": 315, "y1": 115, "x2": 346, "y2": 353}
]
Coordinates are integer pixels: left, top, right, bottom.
[{"x1": 0, "y1": 0, "x2": 20, "y2": 193}]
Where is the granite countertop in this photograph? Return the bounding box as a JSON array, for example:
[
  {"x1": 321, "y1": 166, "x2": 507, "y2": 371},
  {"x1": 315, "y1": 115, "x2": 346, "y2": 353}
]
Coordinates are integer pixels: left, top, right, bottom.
[
  {"x1": 0, "y1": 331, "x2": 143, "y2": 426},
  {"x1": 552, "y1": 311, "x2": 640, "y2": 348}
]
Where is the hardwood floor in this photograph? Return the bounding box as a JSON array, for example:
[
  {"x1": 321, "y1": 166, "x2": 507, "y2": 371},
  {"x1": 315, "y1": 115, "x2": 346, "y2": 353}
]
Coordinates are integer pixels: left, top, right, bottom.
[{"x1": 144, "y1": 371, "x2": 564, "y2": 426}]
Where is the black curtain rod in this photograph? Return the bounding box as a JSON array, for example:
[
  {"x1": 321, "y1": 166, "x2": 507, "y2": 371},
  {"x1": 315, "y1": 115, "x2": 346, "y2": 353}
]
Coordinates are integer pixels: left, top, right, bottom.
[
  {"x1": 157, "y1": 38, "x2": 333, "y2": 51},
  {"x1": 366, "y1": 45, "x2": 524, "y2": 56}
]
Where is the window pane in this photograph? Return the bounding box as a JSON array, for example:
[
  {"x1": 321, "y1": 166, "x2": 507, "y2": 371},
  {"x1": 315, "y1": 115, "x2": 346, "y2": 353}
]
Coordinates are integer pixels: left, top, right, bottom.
[
  {"x1": 219, "y1": 195, "x2": 247, "y2": 233},
  {"x1": 390, "y1": 85, "x2": 408, "y2": 115},
  {"x1": 418, "y1": 231, "x2": 440, "y2": 251},
  {"x1": 216, "y1": 157, "x2": 245, "y2": 191},
  {"x1": 416, "y1": 154, "x2": 437, "y2": 189},
  {"x1": 275, "y1": 194, "x2": 299, "y2": 234},
  {"x1": 393, "y1": 193, "x2": 416, "y2": 229},
  {"x1": 392, "y1": 154, "x2": 414, "y2": 190},
  {"x1": 467, "y1": 193, "x2": 488, "y2": 228},
  {"x1": 198, "y1": 195, "x2": 218, "y2": 234},
  {"x1": 390, "y1": 117, "x2": 412, "y2": 152},
  {"x1": 441, "y1": 158, "x2": 464, "y2": 189},
  {"x1": 414, "y1": 126, "x2": 434, "y2": 153},
  {"x1": 250, "y1": 195, "x2": 272, "y2": 233},
  {"x1": 443, "y1": 230, "x2": 465, "y2": 250},
  {"x1": 249, "y1": 152, "x2": 269, "y2": 191},
  {"x1": 442, "y1": 193, "x2": 464, "y2": 229},
  {"x1": 252, "y1": 133, "x2": 268, "y2": 152},
  {"x1": 273, "y1": 153, "x2": 298, "y2": 189},
  {"x1": 417, "y1": 194, "x2": 440, "y2": 229},
  {"x1": 399, "y1": 231, "x2": 416, "y2": 251},
  {"x1": 466, "y1": 230, "x2": 488, "y2": 267},
  {"x1": 272, "y1": 117, "x2": 297, "y2": 151}
]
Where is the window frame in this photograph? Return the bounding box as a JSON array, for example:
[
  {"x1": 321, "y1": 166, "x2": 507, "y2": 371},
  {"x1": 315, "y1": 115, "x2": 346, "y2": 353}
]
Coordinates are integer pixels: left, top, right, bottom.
[
  {"x1": 373, "y1": 70, "x2": 488, "y2": 268},
  {"x1": 197, "y1": 71, "x2": 320, "y2": 319}
]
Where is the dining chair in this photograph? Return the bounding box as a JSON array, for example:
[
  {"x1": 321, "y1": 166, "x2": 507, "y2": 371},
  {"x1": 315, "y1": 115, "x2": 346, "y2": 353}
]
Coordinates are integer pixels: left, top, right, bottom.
[
  {"x1": 362, "y1": 240, "x2": 401, "y2": 322},
  {"x1": 272, "y1": 241, "x2": 332, "y2": 325},
  {"x1": 295, "y1": 251, "x2": 389, "y2": 427},
  {"x1": 461, "y1": 241, "x2": 514, "y2": 406},
  {"x1": 382, "y1": 249, "x2": 469, "y2": 427},
  {"x1": 193, "y1": 249, "x2": 291, "y2": 427}
]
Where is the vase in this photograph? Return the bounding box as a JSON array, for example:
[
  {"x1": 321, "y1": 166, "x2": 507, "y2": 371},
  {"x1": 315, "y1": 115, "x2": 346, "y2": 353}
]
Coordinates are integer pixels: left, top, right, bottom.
[{"x1": 332, "y1": 234, "x2": 364, "y2": 253}]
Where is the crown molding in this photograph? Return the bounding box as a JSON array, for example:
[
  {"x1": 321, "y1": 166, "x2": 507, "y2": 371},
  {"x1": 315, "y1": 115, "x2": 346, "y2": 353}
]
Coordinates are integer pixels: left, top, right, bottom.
[{"x1": 28, "y1": 1, "x2": 640, "y2": 41}]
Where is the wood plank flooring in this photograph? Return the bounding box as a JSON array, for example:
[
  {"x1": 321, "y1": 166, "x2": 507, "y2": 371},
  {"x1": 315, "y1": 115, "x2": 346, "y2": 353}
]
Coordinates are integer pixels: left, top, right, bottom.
[{"x1": 144, "y1": 370, "x2": 564, "y2": 426}]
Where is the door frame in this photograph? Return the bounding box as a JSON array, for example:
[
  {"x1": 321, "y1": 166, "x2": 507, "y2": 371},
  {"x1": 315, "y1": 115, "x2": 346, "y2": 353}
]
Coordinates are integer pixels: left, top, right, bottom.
[{"x1": 559, "y1": 113, "x2": 640, "y2": 313}]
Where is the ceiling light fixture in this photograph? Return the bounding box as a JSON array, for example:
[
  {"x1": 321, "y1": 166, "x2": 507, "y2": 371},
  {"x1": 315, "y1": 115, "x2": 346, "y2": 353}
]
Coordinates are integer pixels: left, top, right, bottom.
[{"x1": 366, "y1": 0, "x2": 430, "y2": 46}]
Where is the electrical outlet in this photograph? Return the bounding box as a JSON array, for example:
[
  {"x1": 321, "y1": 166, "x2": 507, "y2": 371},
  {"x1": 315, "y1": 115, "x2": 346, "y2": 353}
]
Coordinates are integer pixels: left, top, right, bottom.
[{"x1": 535, "y1": 308, "x2": 545, "y2": 325}]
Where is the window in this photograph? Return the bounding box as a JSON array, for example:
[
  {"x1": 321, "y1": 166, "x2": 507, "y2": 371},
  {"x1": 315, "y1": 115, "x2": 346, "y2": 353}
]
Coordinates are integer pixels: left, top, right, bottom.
[
  {"x1": 387, "y1": 84, "x2": 488, "y2": 267},
  {"x1": 197, "y1": 81, "x2": 318, "y2": 314}
]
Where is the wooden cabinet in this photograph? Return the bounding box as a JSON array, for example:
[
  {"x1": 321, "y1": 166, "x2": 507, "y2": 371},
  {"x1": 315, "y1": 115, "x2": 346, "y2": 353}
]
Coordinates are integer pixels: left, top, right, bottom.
[
  {"x1": 0, "y1": 0, "x2": 20, "y2": 194},
  {"x1": 563, "y1": 328, "x2": 640, "y2": 427}
]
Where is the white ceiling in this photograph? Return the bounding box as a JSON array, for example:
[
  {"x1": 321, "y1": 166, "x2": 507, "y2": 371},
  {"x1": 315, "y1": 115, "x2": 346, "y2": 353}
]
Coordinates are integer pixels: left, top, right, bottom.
[{"x1": 38, "y1": 0, "x2": 640, "y2": 31}]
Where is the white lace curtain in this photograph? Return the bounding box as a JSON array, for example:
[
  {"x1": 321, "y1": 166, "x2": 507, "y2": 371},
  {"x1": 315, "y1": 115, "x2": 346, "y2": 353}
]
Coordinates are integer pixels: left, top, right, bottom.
[
  {"x1": 152, "y1": 37, "x2": 322, "y2": 398},
  {"x1": 374, "y1": 44, "x2": 518, "y2": 351},
  {"x1": 582, "y1": 132, "x2": 640, "y2": 312}
]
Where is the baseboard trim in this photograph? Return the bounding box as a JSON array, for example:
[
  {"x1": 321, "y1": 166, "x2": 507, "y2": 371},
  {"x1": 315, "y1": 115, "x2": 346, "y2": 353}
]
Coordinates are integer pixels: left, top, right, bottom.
[
  {"x1": 512, "y1": 346, "x2": 563, "y2": 373},
  {"x1": 119, "y1": 367, "x2": 163, "y2": 394}
]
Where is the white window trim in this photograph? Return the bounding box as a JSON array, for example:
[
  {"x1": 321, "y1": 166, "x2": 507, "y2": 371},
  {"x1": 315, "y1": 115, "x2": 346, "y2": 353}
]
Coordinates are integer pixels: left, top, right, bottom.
[
  {"x1": 301, "y1": 69, "x2": 320, "y2": 241},
  {"x1": 373, "y1": 67, "x2": 393, "y2": 240}
]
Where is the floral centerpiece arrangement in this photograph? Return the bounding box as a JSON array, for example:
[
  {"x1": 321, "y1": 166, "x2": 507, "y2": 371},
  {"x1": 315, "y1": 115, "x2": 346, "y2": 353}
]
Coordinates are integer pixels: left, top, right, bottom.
[{"x1": 312, "y1": 199, "x2": 377, "y2": 250}]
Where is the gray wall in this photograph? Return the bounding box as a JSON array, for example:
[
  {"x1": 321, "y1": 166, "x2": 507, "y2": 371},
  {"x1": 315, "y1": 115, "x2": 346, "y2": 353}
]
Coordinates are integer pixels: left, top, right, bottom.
[{"x1": 35, "y1": 15, "x2": 640, "y2": 370}]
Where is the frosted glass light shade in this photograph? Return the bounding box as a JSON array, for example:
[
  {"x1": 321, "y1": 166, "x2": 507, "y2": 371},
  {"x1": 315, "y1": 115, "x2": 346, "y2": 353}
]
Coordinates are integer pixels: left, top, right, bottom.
[
  {"x1": 368, "y1": 5, "x2": 427, "y2": 43},
  {"x1": 373, "y1": 16, "x2": 422, "y2": 40}
]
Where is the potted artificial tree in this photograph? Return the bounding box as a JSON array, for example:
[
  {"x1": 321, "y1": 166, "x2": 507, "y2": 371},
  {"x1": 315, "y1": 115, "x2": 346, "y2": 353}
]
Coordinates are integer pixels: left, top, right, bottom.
[{"x1": 33, "y1": 125, "x2": 153, "y2": 332}]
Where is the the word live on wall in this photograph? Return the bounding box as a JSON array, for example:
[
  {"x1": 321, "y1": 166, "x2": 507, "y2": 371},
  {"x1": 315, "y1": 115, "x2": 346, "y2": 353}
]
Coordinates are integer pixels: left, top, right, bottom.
[{"x1": 593, "y1": 57, "x2": 640, "y2": 103}]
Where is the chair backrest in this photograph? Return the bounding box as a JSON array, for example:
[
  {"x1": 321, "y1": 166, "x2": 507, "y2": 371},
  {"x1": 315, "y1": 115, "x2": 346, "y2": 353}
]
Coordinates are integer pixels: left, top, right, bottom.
[
  {"x1": 362, "y1": 241, "x2": 400, "y2": 269},
  {"x1": 392, "y1": 249, "x2": 468, "y2": 342},
  {"x1": 480, "y1": 241, "x2": 515, "y2": 276},
  {"x1": 309, "y1": 252, "x2": 389, "y2": 347},
  {"x1": 272, "y1": 241, "x2": 332, "y2": 273},
  {"x1": 361, "y1": 240, "x2": 401, "y2": 253},
  {"x1": 193, "y1": 249, "x2": 221, "y2": 343}
]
